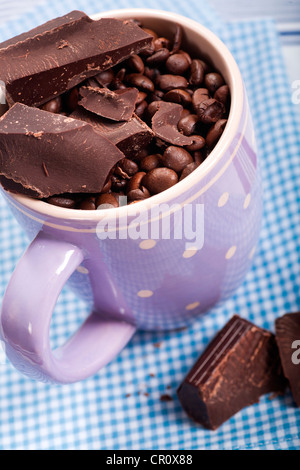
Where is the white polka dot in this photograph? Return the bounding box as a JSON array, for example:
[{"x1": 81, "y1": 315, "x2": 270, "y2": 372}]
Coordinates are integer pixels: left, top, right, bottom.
[
  {"x1": 77, "y1": 266, "x2": 89, "y2": 274},
  {"x1": 225, "y1": 246, "x2": 237, "y2": 260},
  {"x1": 249, "y1": 246, "x2": 256, "y2": 260},
  {"x1": 137, "y1": 290, "x2": 153, "y2": 298},
  {"x1": 243, "y1": 193, "x2": 251, "y2": 209},
  {"x1": 139, "y1": 239, "x2": 157, "y2": 250},
  {"x1": 185, "y1": 301, "x2": 200, "y2": 311},
  {"x1": 218, "y1": 192, "x2": 229, "y2": 207},
  {"x1": 183, "y1": 247, "x2": 198, "y2": 258}
]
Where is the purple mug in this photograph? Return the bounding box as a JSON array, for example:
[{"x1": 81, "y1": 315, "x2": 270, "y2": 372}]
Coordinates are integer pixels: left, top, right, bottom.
[{"x1": 0, "y1": 9, "x2": 262, "y2": 384}]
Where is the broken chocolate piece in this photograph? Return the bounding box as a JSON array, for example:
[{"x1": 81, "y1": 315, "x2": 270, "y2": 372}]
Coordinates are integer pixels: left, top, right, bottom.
[
  {"x1": 275, "y1": 312, "x2": 300, "y2": 407},
  {"x1": 71, "y1": 107, "x2": 153, "y2": 157},
  {"x1": 0, "y1": 175, "x2": 40, "y2": 198},
  {"x1": 78, "y1": 86, "x2": 138, "y2": 121},
  {"x1": 0, "y1": 103, "x2": 124, "y2": 198},
  {"x1": 177, "y1": 315, "x2": 287, "y2": 430},
  {"x1": 0, "y1": 13, "x2": 152, "y2": 107},
  {"x1": 151, "y1": 102, "x2": 194, "y2": 146}
]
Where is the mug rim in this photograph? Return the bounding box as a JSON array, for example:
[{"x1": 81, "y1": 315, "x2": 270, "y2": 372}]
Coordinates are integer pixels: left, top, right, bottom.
[{"x1": 4, "y1": 8, "x2": 244, "y2": 221}]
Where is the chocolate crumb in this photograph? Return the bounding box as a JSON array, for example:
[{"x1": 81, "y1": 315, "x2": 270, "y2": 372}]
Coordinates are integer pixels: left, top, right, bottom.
[
  {"x1": 153, "y1": 342, "x2": 162, "y2": 348},
  {"x1": 160, "y1": 394, "x2": 173, "y2": 402},
  {"x1": 42, "y1": 162, "x2": 49, "y2": 177},
  {"x1": 57, "y1": 40, "x2": 69, "y2": 49}
]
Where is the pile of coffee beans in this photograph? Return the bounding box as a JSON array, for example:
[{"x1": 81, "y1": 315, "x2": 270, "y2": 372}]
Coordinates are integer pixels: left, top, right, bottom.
[{"x1": 43, "y1": 20, "x2": 230, "y2": 210}]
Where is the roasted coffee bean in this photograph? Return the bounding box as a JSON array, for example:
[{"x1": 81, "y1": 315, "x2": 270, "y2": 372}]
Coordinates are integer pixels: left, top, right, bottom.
[
  {"x1": 158, "y1": 74, "x2": 188, "y2": 91},
  {"x1": 64, "y1": 87, "x2": 79, "y2": 112},
  {"x1": 142, "y1": 167, "x2": 179, "y2": 194},
  {"x1": 185, "y1": 135, "x2": 206, "y2": 151},
  {"x1": 162, "y1": 146, "x2": 194, "y2": 172},
  {"x1": 165, "y1": 53, "x2": 190, "y2": 75},
  {"x1": 192, "y1": 88, "x2": 210, "y2": 111},
  {"x1": 140, "y1": 154, "x2": 162, "y2": 172},
  {"x1": 144, "y1": 66, "x2": 160, "y2": 82},
  {"x1": 134, "y1": 147, "x2": 150, "y2": 161},
  {"x1": 47, "y1": 196, "x2": 76, "y2": 209},
  {"x1": 136, "y1": 91, "x2": 147, "y2": 105},
  {"x1": 148, "y1": 89, "x2": 164, "y2": 103},
  {"x1": 111, "y1": 175, "x2": 127, "y2": 191},
  {"x1": 164, "y1": 89, "x2": 192, "y2": 107},
  {"x1": 179, "y1": 162, "x2": 199, "y2": 181},
  {"x1": 178, "y1": 114, "x2": 199, "y2": 135},
  {"x1": 178, "y1": 50, "x2": 192, "y2": 65},
  {"x1": 194, "y1": 150, "x2": 206, "y2": 165},
  {"x1": 206, "y1": 119, "x2": 227, "y2": 148},
  {"x1": 146, "y1": 100, "x2": 161, "y2": 119},
  {"x1": 127, "y1": 172, "x2": 147, "y2": 192},
  {"x1": 96, "y1": 193, "x2": 119, "y2": 209},
  {"x1": 101, "y1": 176, "x2": 112, "y2": 193},
  {"x1": 146, "y1": 48, "x2": 170, "y2": 66},
  {"x1": 41, "y1": 96, "x2": 62, "y2": 114},
  {"x1": 110, "y1": 77, "x2": 127, "y2": 90},
  {"x1": 79, "y1": 197, "x2": 96, "y2": 210},
  {"x1": 139, "y1": 41, "x2": 155, "y2": 58},
  {"x1": 126, "y1": 54, "x2": 145, "y2": 74},
  {"x1": 172, "y1": 24, "x2": 183, "y2": 53},
  {"x1": 195, "y1": 98, "x2": 225, "y2": 124},
  {"x1": 115, "y1": 158, "x2": 139, "y2": 178},
  {"x1": 142, "y1": 27, "x2": 158, "y2": 39},
  {"x1": 190, "y1": 60, "x2": 205, "y2": 86},
  {"x1": 181, "y1": 108, "x2": 191, "y2": 119},
  {"x1": 125, "y1": 73, "x2": 155, "y2": 92},
  {"x1": 135, "y1": 100, "x2": 148, "y2": 118},
  {"x1": 204, "y1": 72, "x2": 225, "y2": 94},
  {"x1": 213, "y1": 85, "x2": 230, "y2": 107},
  {"x1": 96, "y1": 69, "x2": 114, "y2": 87},
  {"x1": 127, "y1": 187, "x2": 151, "y2": 202},
  {"x1": 154, "y1": 37, "x2": 171, "y2": 51}
]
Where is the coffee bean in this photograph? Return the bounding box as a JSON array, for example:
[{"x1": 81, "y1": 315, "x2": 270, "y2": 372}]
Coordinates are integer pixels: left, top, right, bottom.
[
  {"x1": 162, "y1": 146, "x2": 193, "y2": 172},
  {"x1": 148, "y1": 89, "x2": 164, "y2": 103},
  {"x1": 135, "y1": 100, "x2": 148, "y2": 118},
  {"x1": 192, "y1": 88, "x2": 210, "y2": 112},
  {"x1": 185, "y1": 135, "x2": 206, "y2": 151},
  {"x1": 115, "y1": 158, "x2": 139, "y2": 178},
  {"x1": 146, "y1": 48, "x2": 170, "y2": 66},
  {"x1": 136, "y1": 91, "x2": 148, "y2": 105},
  {"x1": 204, "y1": 72, "x2": 225, "y2": 93},
  {"x1": 139, "y1": 41, "x2": 155, "y2": 58},
  {"x1": 126, "y1": 54, "x2": 145, "y2": 74},
  {"x1": 116, "y1": 68, "x2": 126, "y2": 81},
  {"x1": 154, "y1": 37, "x2": 171, "y2": 51},
  {"x1": 41, "y1": 96, "x2": 62, "y2": 114},
  {"x1": 96, "y1": 193, "x2": 119, "y2": 209},
  {"x1": 101, "y1": 176, "x2": 112, "y2": 193},
  {"x1": 142, "y1": 28, "x2": 158, "y2": 40},
  {"x1": 213, "y1": 85, "x2": 230, "y2": 107},
  {"x1": 165, "y1": 53, "x2": 190, "y2": 75},
  {"x1": 47, "y1": 196, "x2": 76, "y2": 209},
  {"x1": 96, "y1": 69, "x2": 114, "y2": 87},
  {"x1": 144, "y1": 66, "x2": 161, "y2": 82},
  {"x1": 179, "y1": 162, "x2": 199, "y2": 181},
  {"x1": 158, "y1": 74, "x2": 188, "y2": 91},
  {"x1": 127, "y1": 187, "x2": 150, "y2": 202},
  {"x1": 127, "y1": 172, "x2": 147, "y2": 192},
  {"x1": 178, "y1": 50, "x2": 192, "y2": 65},
  {"x1": 190, "y1": 60, "x2": 205, "y2": 86},
  {"x1": 178, "y1": 114, "x2": 199, "y2": 135},
  {"x1": 126, "y1": 73, "x2": 155, "y2": 92},
  {"x1": 164, "y1": 89, "x2": 192, "y2": 107},
  {"x1": 111, "y1": 175, "x2": 127, "y2": 191},
  {"x1": 181, "y1": 108, "x2": 191, "y2": 119},
  {"x1": 79, "y1": 197, "x2": 96, "y2": 210},
  {"x1": 140, "y1": 154, "x2": 162, "y2": 172},
  {"x1": 195, "y1": 98, "x2": 225, "y2": 124},
  {"x1": 110, "y1": 77, "x2": 127, "y2": 90},
  {"x1": 145, "y1": 101, "x2": 162, "y2": 121},
  {"x1": 206, "y1": 119, "x2": 227, "y2": 148},
  {"x1": 64, "y1": 87, "x2": 79, "y2": 112},
  {"x1": 142, "y1": 167, "x2": 178, "y2": 194},
  {"x1": 194, "y1": 150, "x2": 206, "y2": 165},
  {"x1": 172, "y1": 24, "x2": 183, "y2": 54}
]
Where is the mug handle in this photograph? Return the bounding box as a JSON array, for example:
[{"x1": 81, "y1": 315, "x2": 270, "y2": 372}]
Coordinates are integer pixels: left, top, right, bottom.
[{"x1": 0, "y1": 232, "x2": 137, "y2": 384}]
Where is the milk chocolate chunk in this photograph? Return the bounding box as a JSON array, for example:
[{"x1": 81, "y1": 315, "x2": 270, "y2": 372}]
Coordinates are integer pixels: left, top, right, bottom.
[
  {"x1": 71, "y1": 107, "x2": 153, "y2": 157},
  {"x1": 275, "y1": 313, "x2": 300, "y2": 407},
  {"x1": 0, "y1": 103, "x2": 124, "y2": 198},
  {"x1": 0, "y1": 13, "x2": 152, "y2": 107},
  {"x1": 177, "y1": 315, "x2": 287, "y2": 430},
  {"x1": 78, "y1": 86, "x2": 139, "y2": 121},
  {"x1": 151, "y1": 102, "x2": 194, "y2": 146}
]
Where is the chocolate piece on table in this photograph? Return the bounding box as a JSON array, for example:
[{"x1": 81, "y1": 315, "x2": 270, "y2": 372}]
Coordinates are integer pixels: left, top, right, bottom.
[
  {"x1": 0, "y1": 12, "x2": 152, "y2": 107},
  {"x1": 78, "y1": 86, "x2": 139, "y2": 121},
  {"x1": 0, "y1": 103, "x2": 124, "y2": 198},
  {"x1": 275, "y1": 312, "x2": 300, "y2": 407},
  {"x1": 71, "y1": 107, "x2": 153, "y2": 157},
  {"x1": 151, "y1": 102, "x2": 194, "y2": 146},
  {"x1": 177, "y1": 315, "x2": 287, "y2": 430}
]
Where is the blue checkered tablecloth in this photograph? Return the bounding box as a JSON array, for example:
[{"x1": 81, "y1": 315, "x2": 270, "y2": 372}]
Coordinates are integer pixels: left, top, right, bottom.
[{"x1": 0, "y1": 0, "x2": 299, "y2": 451}]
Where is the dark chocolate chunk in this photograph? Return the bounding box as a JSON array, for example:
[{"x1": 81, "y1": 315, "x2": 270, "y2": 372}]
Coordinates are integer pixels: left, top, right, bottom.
[
  {"x1": 275, "y1": 312, "x2": 300, "y2": 407},
  {"x1": 0, "y1": 103, "x2": 124, "y2": 198},
  {"x1": 151, "y1": 102, "x2": 194, "y2": 146},
  {"x1": 0, "y1": 175, "x2": 40, "y2": 198},
  {"x1": 0, "y1": 13, "x2": 152, "y2": 107},
  {"x1": 177, "y1": 315, "x2": 287, "y2": 430},
  {"x1": 71, "y1": 107, "x2": 153, "y2": 157},
  {"x1": 78, "y1": 86, "x2": 138, "y2": 121}
]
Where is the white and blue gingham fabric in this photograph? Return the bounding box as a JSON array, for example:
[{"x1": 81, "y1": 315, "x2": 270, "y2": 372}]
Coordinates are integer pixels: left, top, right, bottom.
[{"x1": 0, "y1": 0, "x2": 299, "y2": 451}]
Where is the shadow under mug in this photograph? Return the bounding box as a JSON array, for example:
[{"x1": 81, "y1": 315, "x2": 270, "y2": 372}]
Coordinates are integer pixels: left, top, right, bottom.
[{"x1": 0, "y1": 9, "x2": 262, "y2": 384}]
